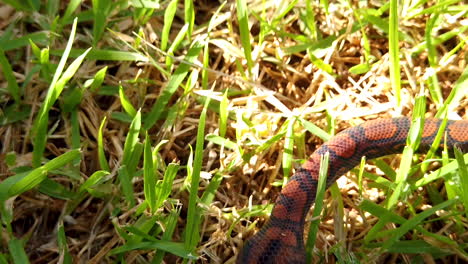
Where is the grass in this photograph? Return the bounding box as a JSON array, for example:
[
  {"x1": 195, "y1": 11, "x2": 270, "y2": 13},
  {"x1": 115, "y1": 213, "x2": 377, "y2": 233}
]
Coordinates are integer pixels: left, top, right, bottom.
[{"x1": 0, "y1": 1, "x2": 467, "y2": 263}]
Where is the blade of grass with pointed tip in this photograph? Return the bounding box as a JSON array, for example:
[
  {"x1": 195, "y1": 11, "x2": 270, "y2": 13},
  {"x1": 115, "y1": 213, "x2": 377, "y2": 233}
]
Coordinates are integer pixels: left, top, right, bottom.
[
  {"x1": 219, "y1": 91, "x2": 228, "y2": 137},
  {"x1": 92, "y1": 0, "x2": 111, "y2": 46},
  {"x1": 254, "y1": 124, "x2": 289, "y2": 158},
  {"x1": 144, "y1": 132, "x2": 157, "y2": 214},
  {"x1": 32, "y1": 45, "x2": 91, "y2": 167},
  {"x1": 425, "y1": 13, "x2": 443, "y2": 106},
  {"x1": 206, "y1": 135, "x2": 237, "y2": 150},
  {"x1": 389, "y1": 0, "x2": 401, "y2": 105},
  {"x1": 89, "y1": 66, "x2": 107, "y2": 91},
  {"x1": 97, "y1": 117, "x2": 110, "y2": 171},
  {"x1": 184, "y1": 95, "x2": 210, "y2": 251},
  {"x1": 358, "y1": 156, "x2": 366, "y2": 196},
  {"x1": 32, "y1": 19, "x2": 89, "y2": 167},
  {"x1": 8, "y1": 149, "x2": 81, "y2": 197},
  {"x1": 119, "y1": 84, "x2": 137, "y2": 117},
  {"x1": 38, "y1": 179, "x2": 76, "y2": 200},
  {"x1": 166, "y1": 23, "x2": 189, "y2": 67},
  {"x1": 387, "y1": 96, "x2": 426, "y2": 209},
  {"x1": 49, "y1": 49, "x2": 148, "y2": 61},
  {"x1": 1, "y1": 32, "x2": 49, "y2": 51},
  {"x1": 236, "y1": 0, "x2": 253, "y2": 75},
  {"x1": 122, "y1": 110, "x2": 141, "y2": 167},
  {"x1": 155, "y1": 163, "x2": 179, "y2": 209},
  {"x1": 374, "y1": 159, "x2": 396, "y2": 182},
  {"x1": 300, "y1": 118, "x2": 331, "y2": 141},
  {"x1": 60, "y1": 0, "x2": 81, "y2": 26},
  {"x1": 306, "y1": 152, "x2": 329, "y2": 262},
  {"x1": 110, "y1": 240, "x2": 196, "y2": 259},
  {"x1": 79, "y1": 170, "x2": 110, "y2": 193},
  {"x1": 185, "y1": 0, "x2": 194, "y2": 39},
  {"x1": 161, "y1": 0, "x2": 178, "y2": 52}
]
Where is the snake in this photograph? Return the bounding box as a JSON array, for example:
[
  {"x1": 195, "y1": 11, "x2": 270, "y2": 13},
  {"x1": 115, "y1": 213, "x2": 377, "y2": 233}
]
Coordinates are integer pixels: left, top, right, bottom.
[{"x1": 237, "y1": 117, "x2": 468, "y2": 264}]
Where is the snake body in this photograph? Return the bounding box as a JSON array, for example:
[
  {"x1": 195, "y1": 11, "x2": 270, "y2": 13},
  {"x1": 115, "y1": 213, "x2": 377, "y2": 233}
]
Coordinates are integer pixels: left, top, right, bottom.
[{"x1": 238, "y1": 117, "x2": 468, "y2": 264}]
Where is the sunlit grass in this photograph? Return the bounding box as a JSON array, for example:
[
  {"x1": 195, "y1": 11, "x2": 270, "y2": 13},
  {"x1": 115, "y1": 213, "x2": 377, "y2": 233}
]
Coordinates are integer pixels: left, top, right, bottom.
[{"x1": 0, "y1": 0, "x2": 467, "y2": 263}]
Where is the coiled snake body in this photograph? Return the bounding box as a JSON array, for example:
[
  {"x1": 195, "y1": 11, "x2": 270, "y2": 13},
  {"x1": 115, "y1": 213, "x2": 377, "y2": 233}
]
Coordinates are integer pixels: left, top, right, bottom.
[{"x1": 238, "y1": 117, "x2": 468, "y2": 264}]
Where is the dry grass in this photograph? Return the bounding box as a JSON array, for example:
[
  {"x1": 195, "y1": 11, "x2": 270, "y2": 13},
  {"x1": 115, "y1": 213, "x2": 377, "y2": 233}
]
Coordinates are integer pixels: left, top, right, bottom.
[{"x1": 0, "y1": 0, "x2": 467, "y2": 263}]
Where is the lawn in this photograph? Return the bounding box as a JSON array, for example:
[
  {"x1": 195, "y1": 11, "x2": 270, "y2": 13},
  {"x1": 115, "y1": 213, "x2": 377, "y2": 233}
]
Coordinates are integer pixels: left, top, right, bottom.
[{"x1": 0, "y1": 0, "x2": 467, "y2": 263}]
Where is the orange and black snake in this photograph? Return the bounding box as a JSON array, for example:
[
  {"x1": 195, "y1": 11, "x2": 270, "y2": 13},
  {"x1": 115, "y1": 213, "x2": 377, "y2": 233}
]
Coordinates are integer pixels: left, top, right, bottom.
[{"x1": 238, "y1": 117, "x2": 468, "y2": 264}]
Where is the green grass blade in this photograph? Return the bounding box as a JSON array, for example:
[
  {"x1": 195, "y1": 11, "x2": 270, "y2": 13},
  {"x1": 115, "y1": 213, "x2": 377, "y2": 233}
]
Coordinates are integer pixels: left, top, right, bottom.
[
  {"x1": 8, "y1": 149, "x2": 81, "y2": 197},
  {"x1": 454, "y1": 146, "x2": 468, "y2": 214},
  {"x1": 0, "y1": 48, "x2": 20, "y2": 103},
  {"x1": 1, "y1": 32, "x2": 49, "y2": 51},
  {"x1": 425, "y1": 13, "x2": 443, "y2": 106},
  {"x1": 382, "y1": 199, "x2": 456, "y2": 249},
  {"x1": 144, "y1": 132, "x2": 157, "y2": 214},
  {"x1": 161, "y1": 0, "x2": 178, "y2": 52},
  {"x1": 389, "y1": 0, "x2": 401, "y2": 106},
  {"x1": 88, "y1": 66, "x2": 107, "y2": 92},
  {"x1": 119, "y1": 84, "x2": 137, "y2": 117},
  {"x1": 38, "y1": 179, "x2": 76, "y2": 199},
  {"x1": 122, "y1": 110, "x2": 141, "y2": 167},
  {"x1": 118, "y1": 166, "x2": 135, "y2": 207},
  {"x1": 307, "y1": 50, "x2": 334, "y2": 74},
  {"x1": 143, "y1": 41, "x2": 203, "y2": 129},
  {"x1": 282, "y1": 118, "x2": 295, "y2": 184},
  {"x1": 184, "y1": 94, "x2": 210, "y2": 251},
  {"x1": 8, "y1": 239, "x2": 29, "y2": 264},
  {"x1": 306, "y1": 152, "x2": 329, "y2": 262},
  {"x1": 219, "y1": 91, "x2": 228, "y2": 137},
  {"x1": 79, "y1": 170, "x2": 109, "y2": 193},
  {"x1": 69, "y1": 107, "x2": 81, "y2": 153},
  {"x1": 97, "y1": 117, "x2": 111, "y2": 171},
  {"x1": 387, "y1": 96, "x2": 426, "y2": 208},
  {"x1": 184, "y1": 0, "x2": 194, "y2": 39},
  {"x1": 299, "y1": 118, "x2": 331, "y2": 141},
  {"x1": 2, "y1": 0, "x2": 38, "y2": 11},
  {"x1": 49, "y1": 48, "x2": 149, "y2": 61},
  {"x1": 152, "y1": 208, "x2": 180, "y2": 263},
  {"x1": 205, "y1": 135, "x2": 237, "y2": 150},
  {"x1": 165, "y1": 23, "x2": 189, "y2": 68},
  {"x1": 437, "y1": 65, "x2": 468, "y2": 117},
  {"x1": 32, "y1": 18, "x2": 89, "y2": 167},
  {"x1": 60, "y1": 0, "x2": 82, "y2": 26},
  {"x1": 92, "y1": 0, "x2": 111, "y2": 46},
  {"x1": 236, "y1": 0, "x2": 253, "y2": 75},
  {"x1": 329, "y1": 182, "x2": 346, "y2": 256},
  {"x1": 110, "y1": 240, "x2": 197, "y2": 259},
  {"x1": 57, "y1": 222, "x2": 72, "y2": 264},
  {"x1": 411, "y1": 25, "x2": 468, "y2": 55},
  {"x1": 156, "y1": 163, "x2": 179, "y2": 208}
]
